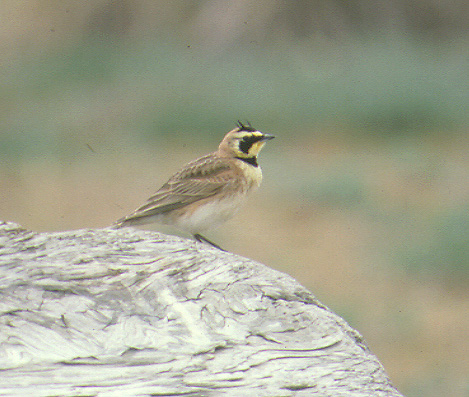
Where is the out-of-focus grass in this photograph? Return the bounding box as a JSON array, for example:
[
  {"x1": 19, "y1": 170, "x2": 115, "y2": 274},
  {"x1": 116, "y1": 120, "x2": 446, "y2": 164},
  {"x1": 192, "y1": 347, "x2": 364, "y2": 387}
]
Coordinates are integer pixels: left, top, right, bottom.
[
  {"x1": 2, "y1": 36, "x2": 469, "y2": 159},
  {"x1": 265, "y1": 136, "x2": 469, "y2": 281},
  {"x1": 401, "y1": 209, "x2": 469, "y2": 278}
]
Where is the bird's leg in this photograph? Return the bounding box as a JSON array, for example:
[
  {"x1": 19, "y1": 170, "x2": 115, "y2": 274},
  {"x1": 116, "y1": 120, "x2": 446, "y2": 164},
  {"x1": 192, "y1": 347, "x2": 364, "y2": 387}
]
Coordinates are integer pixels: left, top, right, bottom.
[{"x1": 193, "y1": 234, "x2": 225, "y2": 251}]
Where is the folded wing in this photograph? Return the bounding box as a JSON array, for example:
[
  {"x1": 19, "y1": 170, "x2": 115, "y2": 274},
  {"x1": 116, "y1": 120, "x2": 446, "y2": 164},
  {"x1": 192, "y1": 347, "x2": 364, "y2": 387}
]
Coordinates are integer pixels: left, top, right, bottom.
[{"x1": 116, "y1": 155, "x2": 237, "y2": 226}]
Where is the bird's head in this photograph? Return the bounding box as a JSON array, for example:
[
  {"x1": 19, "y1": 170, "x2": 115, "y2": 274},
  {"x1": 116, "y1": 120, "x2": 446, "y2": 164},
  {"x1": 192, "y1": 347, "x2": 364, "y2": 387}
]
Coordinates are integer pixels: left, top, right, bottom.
[{"x1": 218, "y1": 121, "x2": 275, "y2": 163}]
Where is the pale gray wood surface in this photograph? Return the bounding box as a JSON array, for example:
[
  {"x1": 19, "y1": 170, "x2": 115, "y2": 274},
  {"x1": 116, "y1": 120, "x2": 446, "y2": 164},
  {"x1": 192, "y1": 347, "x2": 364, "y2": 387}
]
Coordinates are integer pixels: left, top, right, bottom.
[{"x1": 0, "y1": 221, "x2": 403, "y2": 396}]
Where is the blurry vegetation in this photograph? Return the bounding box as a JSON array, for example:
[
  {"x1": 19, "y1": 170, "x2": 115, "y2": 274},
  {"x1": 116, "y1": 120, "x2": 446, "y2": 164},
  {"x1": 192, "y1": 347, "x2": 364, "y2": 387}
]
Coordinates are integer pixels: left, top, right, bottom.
[
  {"x1": 2, "y1": 36, "x2": 468, "y2": 160},
  {"x1": 1, "y1": 0, "x2": 469, "y2": 160},
  {"x1": 401, "y1": 208, "x2": 469, "y2": 279}
]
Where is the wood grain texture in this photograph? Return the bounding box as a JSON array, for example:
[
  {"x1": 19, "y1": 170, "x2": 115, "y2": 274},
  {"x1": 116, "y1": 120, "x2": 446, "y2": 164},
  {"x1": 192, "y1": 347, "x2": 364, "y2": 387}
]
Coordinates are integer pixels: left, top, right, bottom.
[{"x1": 0, "y1": 221, "x2": 403, "y2": 396}]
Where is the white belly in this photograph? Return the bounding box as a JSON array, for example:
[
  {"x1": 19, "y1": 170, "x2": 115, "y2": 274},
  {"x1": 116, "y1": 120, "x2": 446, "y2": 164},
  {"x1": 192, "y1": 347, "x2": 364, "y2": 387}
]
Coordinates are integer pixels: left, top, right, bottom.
[{"x1": 172, "y1": 194, "x2": 247, "y2": 234}]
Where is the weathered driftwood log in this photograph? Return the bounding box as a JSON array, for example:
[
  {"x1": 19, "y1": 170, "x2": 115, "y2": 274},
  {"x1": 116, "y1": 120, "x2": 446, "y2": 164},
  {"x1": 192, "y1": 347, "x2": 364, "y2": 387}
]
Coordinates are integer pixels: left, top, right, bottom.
[{"x1": 0, "y1": 221, "x2": 402, "y2": 396}]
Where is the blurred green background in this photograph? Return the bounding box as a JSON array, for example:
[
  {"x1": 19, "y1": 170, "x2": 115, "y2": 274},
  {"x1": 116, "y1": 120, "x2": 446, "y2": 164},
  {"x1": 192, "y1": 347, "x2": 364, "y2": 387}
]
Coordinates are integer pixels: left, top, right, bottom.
[{"x1": 1, "y1": 2, "x2": 468, "y2": 396}]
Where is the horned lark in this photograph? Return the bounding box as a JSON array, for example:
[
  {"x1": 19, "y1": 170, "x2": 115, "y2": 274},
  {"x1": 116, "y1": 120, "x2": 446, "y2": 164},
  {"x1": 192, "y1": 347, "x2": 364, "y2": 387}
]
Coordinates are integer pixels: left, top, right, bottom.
[{"x1": 115, "y1": 122, "x2": 274, "y2": 249}]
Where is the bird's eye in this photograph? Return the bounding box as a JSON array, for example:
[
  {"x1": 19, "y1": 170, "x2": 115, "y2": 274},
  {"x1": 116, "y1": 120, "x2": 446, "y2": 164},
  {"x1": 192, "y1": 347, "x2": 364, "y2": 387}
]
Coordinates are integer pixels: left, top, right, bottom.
[{"x1": 239, "y1": 134, "x2": 262, "y2": 154}]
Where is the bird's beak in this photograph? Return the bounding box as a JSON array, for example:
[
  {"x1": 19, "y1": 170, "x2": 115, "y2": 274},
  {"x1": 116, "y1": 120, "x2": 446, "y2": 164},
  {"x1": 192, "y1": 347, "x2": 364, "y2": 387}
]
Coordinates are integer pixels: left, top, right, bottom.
[{"x1": 261, "y1": 134, "x2": 275, "y2": 141}]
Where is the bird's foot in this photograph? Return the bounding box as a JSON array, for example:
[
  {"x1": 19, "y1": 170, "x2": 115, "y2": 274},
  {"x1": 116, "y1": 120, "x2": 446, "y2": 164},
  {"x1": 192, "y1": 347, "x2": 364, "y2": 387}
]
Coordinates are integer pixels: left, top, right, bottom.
[{"x1": 193, "y1": 234, "x2": 225, "y2": 251}]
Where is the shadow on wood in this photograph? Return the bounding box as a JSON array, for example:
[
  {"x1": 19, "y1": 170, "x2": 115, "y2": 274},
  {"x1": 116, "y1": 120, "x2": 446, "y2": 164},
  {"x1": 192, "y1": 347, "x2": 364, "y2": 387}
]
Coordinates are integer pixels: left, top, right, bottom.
[{"x1": 0, "y1": 221, "x2": 403, "y2": 396}]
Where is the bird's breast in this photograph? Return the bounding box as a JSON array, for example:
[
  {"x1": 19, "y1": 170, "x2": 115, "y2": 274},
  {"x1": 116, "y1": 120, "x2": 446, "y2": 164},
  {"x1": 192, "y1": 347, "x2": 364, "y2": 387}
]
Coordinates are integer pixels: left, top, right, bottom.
[{"x1": 237, "y1": 161, "x2": 263, "y2": 190}]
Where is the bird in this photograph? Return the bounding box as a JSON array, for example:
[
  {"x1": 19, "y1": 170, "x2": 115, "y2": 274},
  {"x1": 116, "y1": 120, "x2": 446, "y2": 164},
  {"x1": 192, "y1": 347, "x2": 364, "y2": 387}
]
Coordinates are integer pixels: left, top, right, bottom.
[{"x1": 114, "y1": 122, "x2": 274, "y2": 250}]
